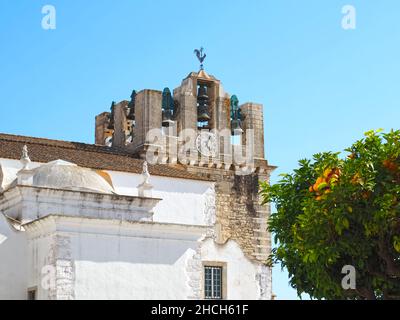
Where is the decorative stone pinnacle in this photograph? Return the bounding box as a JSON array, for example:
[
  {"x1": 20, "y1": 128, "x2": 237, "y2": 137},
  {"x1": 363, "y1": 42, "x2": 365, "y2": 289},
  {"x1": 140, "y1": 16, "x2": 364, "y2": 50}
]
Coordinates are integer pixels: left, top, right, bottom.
[
  {"x1": 137, "y1": 161, "x2": 153, "y2": 197},
  {"x1": 142, "y1": 161, "x2": 150, "y2": 184},
  {"x1": 20, "y1": 145, "x2": 31, "y2": 170}
]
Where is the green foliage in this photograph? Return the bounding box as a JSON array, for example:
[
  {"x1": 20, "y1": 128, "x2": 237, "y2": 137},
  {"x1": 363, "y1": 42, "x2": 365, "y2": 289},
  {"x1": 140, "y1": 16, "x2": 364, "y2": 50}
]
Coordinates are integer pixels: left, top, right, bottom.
[{"x1": 261, "y1": 130, "x2": 400, "y2": 300}]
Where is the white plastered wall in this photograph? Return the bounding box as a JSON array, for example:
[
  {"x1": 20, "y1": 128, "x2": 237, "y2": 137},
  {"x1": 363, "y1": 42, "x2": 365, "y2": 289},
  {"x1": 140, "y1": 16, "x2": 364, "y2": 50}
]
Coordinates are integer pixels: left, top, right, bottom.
[{"x1": 0, "y1": 214, "x2": 28, "y2": 299}]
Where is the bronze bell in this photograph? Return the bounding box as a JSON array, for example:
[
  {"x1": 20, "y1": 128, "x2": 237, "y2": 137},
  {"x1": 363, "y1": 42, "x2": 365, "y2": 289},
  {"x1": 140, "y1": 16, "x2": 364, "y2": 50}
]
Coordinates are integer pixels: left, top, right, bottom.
[
  {"x1": 198, "y1": 111, "x2": 211, "y2": 122},
  {"x1": 162, "y1": 88, "x2": 175, "y2": 126},
  {"x1": 197, "y1": 84, "x2": 210, "y2": 122}
]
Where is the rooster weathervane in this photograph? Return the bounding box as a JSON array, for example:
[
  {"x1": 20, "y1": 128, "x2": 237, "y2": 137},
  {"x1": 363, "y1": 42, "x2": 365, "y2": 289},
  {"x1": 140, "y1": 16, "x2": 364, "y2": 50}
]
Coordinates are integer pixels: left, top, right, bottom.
[{"x1": 194, "y1": 47, "x2": 206, "y2": 70}]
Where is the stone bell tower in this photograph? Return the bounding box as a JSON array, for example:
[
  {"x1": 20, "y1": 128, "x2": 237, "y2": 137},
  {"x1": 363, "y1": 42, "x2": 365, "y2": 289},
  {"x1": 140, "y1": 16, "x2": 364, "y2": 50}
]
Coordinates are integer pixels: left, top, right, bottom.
[{"x1": 94, "y1": 50, "x2": 275, "y2": 269}]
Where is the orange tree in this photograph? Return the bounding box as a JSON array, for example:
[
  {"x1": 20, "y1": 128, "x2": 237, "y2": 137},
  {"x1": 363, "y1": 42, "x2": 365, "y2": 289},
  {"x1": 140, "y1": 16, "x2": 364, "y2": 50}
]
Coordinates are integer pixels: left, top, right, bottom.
[{"x1": 261, "y1": 130, "x2": 400, "y2": 299}]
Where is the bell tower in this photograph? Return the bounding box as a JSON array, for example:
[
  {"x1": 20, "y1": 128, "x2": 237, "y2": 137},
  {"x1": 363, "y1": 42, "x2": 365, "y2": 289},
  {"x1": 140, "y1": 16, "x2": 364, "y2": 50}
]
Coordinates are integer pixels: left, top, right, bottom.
[
  {"x1": 94, "y1": 49, "x2": 266, "y2": 164},
  {"x1": 173, "y1": 69, "x2": 228, "y2": 133},
  {"x1": 94, "y1": 51, "x2": 275, "y2": 269}
]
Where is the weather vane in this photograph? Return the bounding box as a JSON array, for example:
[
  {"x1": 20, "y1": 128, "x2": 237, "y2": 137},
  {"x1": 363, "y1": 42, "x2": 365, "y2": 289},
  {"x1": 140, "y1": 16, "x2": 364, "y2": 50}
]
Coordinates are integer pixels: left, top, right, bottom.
[{"x1": 194, "y1": 47, "x2": 206, "y2": 70}]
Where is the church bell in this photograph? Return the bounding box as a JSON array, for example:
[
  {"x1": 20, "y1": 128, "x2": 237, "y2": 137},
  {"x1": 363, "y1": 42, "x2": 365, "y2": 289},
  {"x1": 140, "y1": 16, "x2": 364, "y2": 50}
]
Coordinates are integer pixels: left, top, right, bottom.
[
  {"x1": 197, "y1": 84, "x2": 210, "y2": 122},
  {"x1": 162, "y1": 88, "x2": 175, "y2": 127}
]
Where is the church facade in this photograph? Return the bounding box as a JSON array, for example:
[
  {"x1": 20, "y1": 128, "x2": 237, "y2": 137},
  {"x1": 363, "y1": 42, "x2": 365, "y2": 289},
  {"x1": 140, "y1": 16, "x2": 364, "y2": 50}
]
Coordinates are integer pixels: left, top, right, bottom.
[{"x1": 0, "y1": 68, "x2": 275, "y2": 300}]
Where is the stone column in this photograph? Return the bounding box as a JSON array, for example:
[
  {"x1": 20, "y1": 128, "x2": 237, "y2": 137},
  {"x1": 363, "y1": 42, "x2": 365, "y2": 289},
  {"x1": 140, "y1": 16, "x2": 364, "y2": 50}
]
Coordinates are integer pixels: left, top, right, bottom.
[
  {"x1": 132, "y1": 89, "x2": 162, "y2": 153},
  {"x1": 241, "y1": 103, "x2": 265, "y2": 159},
  {"x1": 174, "y1": 78, "x2": 197, "y2": 135},
  {"x1": 95, "y1": 112, "x2": 111, "y2": 145},
  {"x1": 112, "y1": 101, "x2": 129, "y2": 148}
]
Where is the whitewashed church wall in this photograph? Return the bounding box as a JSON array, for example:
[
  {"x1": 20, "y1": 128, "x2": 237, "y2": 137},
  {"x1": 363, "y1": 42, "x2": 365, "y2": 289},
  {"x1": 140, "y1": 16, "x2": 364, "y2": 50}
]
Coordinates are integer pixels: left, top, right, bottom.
[
  {"x1": 6, "y1": 216, "x2": 265, "y2": 300},
  {"x1": 0, "y1": 214, "x2": 28, "y2": 299},
  {"x1": 27, "y1": 232, "x2": 55, "y2": 300},
  {"x1": 71, "y1": 234, "x2": 264, "y2": 300},
  {"x1": 200, "y1": 238, "x2": 264, "y2": 300},
  {"x1": 50, "y1": 233, "x2": 263, "y2": 300},
  {"x1": 106, "y1": 171, "x2": 214, "y2": 226},
  {"x1": 69, "y1": 229, "x2": 197, "y2": 299}
]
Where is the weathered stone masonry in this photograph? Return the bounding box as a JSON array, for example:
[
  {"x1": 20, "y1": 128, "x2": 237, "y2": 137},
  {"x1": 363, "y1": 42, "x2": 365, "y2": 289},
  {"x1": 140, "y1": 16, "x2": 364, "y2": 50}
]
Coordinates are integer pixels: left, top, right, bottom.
[{"x1": 185, "y1": 166, "x2": 272, "y2": 263}]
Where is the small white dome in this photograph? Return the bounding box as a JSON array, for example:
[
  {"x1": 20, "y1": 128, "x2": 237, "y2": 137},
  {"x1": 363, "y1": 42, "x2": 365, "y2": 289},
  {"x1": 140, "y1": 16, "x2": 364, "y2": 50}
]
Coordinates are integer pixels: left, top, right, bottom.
[{"x1": 32, "y1": 160, "x2": 114, "y2": 194}]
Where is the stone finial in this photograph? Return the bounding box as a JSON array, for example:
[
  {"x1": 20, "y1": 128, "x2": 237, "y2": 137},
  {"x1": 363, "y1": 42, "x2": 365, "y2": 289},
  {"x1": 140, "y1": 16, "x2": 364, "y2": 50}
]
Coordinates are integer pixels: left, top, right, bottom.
[
  {"x1": 141, "y1": 161, "x2": 150, "y2": 184},
  {"x1": 137, "y1": 161, "x2": 153, "y2": 197},
  {"x1": 20, "y1": 145, "x2": 31, "y2": 170},
  {"x1": 17, "y1": 145, "x2": 33, "y2": 185}
]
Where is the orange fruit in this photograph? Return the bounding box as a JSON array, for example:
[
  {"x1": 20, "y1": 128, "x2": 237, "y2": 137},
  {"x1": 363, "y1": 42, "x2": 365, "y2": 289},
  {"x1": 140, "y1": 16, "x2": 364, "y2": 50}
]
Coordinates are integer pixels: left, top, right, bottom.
[
  {"x1": 316, "y1": 177, "x2": 324, "y2": 184},
  {"x1": 351, "y1": 173, "x2": 361, "y2": 185},
  {"x1": 323, "y1": 168, "x2": 332, "y2": 178}
]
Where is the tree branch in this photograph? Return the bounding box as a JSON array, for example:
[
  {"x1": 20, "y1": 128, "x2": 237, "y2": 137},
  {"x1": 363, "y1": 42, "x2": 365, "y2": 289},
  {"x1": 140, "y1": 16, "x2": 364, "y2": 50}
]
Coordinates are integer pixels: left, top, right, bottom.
[
  {"x1": 378, "y1": 238, "x2": 400, "y2": 278},
  {"x1": 355, "y1": 287, "x2": 376, "y2": 300}
]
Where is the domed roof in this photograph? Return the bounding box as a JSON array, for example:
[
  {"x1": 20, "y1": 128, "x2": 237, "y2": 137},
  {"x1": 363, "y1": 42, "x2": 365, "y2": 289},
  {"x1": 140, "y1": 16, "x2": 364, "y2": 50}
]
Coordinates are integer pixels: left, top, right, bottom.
[{"x1": 31, "y1": 160, "x2": 114, "y2": 194}]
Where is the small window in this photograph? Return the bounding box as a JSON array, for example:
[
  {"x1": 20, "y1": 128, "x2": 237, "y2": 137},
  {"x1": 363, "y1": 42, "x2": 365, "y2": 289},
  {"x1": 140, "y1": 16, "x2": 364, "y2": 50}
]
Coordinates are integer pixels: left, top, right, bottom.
[
  {"x1": 204, "y1": 266, "x2": 223, "y2": 299},
  {"x1": 27, "y1": 288, "x2": 37, "y2": 300}
]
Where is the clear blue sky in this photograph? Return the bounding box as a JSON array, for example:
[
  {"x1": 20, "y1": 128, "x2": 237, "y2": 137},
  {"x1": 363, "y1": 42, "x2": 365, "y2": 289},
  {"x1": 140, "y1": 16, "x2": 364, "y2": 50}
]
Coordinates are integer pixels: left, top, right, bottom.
[{"x1": 1, "y1": 0, "x2": 400, "y2": 299}]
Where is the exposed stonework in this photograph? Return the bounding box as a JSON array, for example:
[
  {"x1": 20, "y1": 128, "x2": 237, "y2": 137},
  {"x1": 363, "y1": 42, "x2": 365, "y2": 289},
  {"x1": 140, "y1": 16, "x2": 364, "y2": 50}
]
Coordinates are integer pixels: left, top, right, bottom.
[
  {"x1": 256, "y1": 264, "x2": 272, "y2": 300},
  {"x1": 130, "y1": 89, "x2": 162, "y2": 154},
  {"x1": 53, "y1": 234, "x2": 75, "y2": 300},
  {"x1": 112, "y1": 100, "x2": 130, "y2": 148},
  {"x1": 186, "y1": 165, "x2": 272, "y2": 263},
  {"x1": 95, "y1": 112, "x2": 112, "y2": 146},
  {"x1": 30, "y1": 228, "x2": 75, "y2": 300},
  {"x1": 203, "y1": 183, "x2": 216, "y2": 239},
  {"x1": 241, "y1": 103, "x2": 265, "y2": 160},
  {"x1": 185, "y1": 243, "x2": 203, "y2": 299},
  {"x1": 43, "y1": 234, "x2": 57, "y2": 300}
]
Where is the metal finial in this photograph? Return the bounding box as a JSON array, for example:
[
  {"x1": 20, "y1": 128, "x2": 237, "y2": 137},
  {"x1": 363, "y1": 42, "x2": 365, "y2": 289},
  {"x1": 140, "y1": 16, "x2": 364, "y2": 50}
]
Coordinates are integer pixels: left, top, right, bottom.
[{"x1": 194, "y1": 47, "x2": 207, "y2": 70}]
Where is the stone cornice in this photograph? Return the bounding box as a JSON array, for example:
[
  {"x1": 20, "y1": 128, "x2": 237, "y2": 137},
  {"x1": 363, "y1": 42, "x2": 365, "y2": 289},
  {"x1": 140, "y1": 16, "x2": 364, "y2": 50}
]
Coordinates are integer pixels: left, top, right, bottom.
[
  {"x1": 0, "y1": 185, "x2": 161, "y2": 224},
  {"x1": 23, "y1": 214, "x2": 208, "y2": 241}
]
